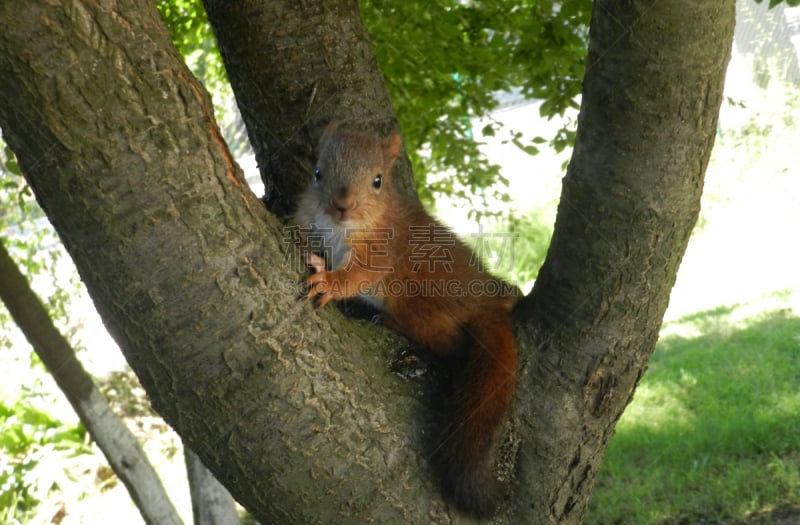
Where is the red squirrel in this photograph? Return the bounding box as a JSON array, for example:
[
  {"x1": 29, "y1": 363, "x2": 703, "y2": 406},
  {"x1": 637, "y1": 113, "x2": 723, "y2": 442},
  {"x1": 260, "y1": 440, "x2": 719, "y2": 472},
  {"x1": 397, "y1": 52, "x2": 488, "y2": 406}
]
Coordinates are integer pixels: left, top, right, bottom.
[{"x1": 295, "y1": 122, "x2": 518, "y2": 518}]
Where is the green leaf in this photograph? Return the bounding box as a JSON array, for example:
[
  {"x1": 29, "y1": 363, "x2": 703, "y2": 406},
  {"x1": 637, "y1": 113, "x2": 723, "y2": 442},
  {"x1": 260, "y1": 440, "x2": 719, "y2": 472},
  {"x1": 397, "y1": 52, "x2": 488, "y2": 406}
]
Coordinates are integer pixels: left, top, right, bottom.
[{"x1": 360, "y1": 0, "x2": 590, "y2": 209}]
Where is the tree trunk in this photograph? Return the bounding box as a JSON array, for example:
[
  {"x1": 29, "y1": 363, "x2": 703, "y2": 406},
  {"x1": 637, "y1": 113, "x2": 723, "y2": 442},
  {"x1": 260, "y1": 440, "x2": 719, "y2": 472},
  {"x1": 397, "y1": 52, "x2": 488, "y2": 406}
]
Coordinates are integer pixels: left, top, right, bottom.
[
  {"x1": 0, "y1": 1, "x2": 734, "y2": 524},
  {"x1": 185, "y1": 447, "x2": 239, "y2": 525},
  {"x1": 0, "y1": 240, "x2": 182, "y2": 525},
  {"x1": 513, "y1": 1, "x2": 735, "y2": 521},
  {"x1": 0, "y1": 2, "x2": 429, "y2": 522},
  {"x1": 202, "y1": 0, "x2": 415, "y2": 216}
]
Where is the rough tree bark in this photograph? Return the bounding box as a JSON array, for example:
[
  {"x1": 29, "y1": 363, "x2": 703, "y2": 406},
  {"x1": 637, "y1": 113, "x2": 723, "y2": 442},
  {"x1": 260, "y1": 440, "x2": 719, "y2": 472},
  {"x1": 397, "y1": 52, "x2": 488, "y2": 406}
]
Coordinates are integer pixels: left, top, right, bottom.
[
  {"x1": 514, "y1": 2, "x2": 735, "y2": 521},
  {"x1": 0, "y1": 1, "x2": 734, "y2": 524},
  {"x1": 0, "y1": 2, "x2": 428, "y2": 522}
]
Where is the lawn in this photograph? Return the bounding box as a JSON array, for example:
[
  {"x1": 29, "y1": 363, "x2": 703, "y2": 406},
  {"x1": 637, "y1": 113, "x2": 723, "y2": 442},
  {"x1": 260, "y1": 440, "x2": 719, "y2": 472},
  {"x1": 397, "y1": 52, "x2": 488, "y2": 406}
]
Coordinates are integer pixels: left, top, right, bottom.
[
  {"x1": 584, "y1": 65, "x2": 800, "y2": 524},
  {"x1": 586, "y1": 298, "x2": 800, "y2": 524}
]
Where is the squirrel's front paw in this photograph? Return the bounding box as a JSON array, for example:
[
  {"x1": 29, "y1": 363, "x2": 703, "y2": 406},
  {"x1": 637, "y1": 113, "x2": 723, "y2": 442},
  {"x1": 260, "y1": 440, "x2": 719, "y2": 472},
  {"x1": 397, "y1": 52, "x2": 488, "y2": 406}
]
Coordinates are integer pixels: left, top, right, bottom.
[
  {"x1": 302, "y1": 253, "x2": 334, "y2": 307},
  {"x1": 302, "y1": 254, "x2": 355, "y2": 307},
  {"x1": 303, "y1": 271, "x2": 336, "y2": 307},
  {"x1": 304, "y1": 252, "x2": 326, "y2": 273}
]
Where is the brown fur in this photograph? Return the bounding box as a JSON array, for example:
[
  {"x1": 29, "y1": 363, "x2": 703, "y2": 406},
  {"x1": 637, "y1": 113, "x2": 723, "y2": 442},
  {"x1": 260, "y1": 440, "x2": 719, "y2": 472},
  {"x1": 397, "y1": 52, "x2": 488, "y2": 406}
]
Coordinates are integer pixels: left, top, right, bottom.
[{"x1": 295, "y1": 123, "x2": 518, "y2": 518}]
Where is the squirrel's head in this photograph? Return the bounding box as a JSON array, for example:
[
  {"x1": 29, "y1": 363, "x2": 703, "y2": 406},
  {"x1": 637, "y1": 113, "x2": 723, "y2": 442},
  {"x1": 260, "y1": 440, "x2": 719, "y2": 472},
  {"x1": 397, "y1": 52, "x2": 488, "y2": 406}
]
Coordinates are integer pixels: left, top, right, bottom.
[{"x1": 311, "y1": 122, "x2": 402, "y2": 226}]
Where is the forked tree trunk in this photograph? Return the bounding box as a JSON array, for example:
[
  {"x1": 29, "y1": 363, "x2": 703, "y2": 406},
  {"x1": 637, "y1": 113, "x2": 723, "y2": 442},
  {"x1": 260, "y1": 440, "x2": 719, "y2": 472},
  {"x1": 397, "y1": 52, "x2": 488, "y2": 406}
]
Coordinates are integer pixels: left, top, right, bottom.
[{"x1": 0, "y1": 1, "x2": 734, "y2": 523}]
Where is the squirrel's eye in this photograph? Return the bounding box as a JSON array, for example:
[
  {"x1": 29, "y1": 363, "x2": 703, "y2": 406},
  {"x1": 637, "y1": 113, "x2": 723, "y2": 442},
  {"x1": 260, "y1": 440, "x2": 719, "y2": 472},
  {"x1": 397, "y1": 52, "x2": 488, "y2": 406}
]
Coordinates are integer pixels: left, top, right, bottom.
[
  {"x1": 372, "y1": 174, "x2": 382, "y2": 189},
  {"x1": 314, "y1": 167, "x2": 321, "y2": 181}
]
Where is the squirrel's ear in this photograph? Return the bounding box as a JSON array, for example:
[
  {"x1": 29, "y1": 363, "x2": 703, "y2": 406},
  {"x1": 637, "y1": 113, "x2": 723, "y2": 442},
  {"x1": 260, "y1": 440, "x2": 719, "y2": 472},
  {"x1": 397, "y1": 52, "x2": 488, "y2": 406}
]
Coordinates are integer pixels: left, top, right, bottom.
[
  {"x1": 324, "y1": 121, "x2": 339, "y2": 134},
  {"x1": 317, "y1": 121, "x2": 339, "y2": 157},
  {"x1": 382, "y1": 133, "x2": 402, "y2": 165},
  {"x1": 320, "y1": 121, "x2": 339, "y2": 143}
]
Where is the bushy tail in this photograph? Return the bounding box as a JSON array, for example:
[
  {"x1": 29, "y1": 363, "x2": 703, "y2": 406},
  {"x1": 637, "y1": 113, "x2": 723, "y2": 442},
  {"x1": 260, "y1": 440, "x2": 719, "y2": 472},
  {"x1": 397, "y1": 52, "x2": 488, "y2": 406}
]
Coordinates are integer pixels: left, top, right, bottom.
[{"x1": 431, "y1": 313, "x2": 517, "y2": 518}]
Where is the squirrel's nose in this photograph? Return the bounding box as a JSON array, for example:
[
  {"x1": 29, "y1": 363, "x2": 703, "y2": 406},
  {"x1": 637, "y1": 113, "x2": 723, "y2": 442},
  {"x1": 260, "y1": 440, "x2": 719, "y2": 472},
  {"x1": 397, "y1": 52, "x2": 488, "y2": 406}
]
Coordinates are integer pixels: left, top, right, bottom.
[{"x1": 333, "y1": 195, "x2": 356, "y2": 213}]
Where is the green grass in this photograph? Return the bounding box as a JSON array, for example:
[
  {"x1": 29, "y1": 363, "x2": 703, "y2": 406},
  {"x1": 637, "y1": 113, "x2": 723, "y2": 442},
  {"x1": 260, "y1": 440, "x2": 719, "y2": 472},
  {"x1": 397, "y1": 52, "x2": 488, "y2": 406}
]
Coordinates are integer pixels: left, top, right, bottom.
[{"x1": 586, "y1": 296, "x2": 800, "y2": 524}]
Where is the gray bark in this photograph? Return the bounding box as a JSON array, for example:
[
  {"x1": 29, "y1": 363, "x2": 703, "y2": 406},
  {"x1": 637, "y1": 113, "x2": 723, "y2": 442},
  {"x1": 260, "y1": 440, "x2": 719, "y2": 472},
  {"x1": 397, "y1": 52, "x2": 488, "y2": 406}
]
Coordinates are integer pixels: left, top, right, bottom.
[
  {"x1": 185, "y1": 447, "x2": 239, "y2": 525},
  {"x1": 514, "y1": 1, "x2": 735, "y2": 521}
]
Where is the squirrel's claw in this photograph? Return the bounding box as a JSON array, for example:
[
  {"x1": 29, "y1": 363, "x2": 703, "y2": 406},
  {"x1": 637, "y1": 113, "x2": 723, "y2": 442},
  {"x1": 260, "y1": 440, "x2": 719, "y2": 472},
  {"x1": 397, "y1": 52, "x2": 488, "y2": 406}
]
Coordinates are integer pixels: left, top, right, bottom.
[
  {"x1": 303, "y1": 270, "x2": 334, "y2": 307},
  {"x1": 304, "y1": 252, "x2": 326, "y2": 273},
  {"x1": 300, "y1": 253, "x2": 331, "y2": 306}
]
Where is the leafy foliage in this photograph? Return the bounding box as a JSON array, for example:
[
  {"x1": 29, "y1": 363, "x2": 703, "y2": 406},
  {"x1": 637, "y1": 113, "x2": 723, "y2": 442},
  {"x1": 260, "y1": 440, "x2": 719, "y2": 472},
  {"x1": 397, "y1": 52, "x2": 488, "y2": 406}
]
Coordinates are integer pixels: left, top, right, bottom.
[
  {"x1": 361, "y1": 0, "x2": 589, "y2": 208},
  {"x1": 156, "y1": 1, "x2": 590, "y2": 212},
  {"x1": 755, "y1": 0, "x2": 800, "y2": 8},
  {"x1": 469, "y1": 209, "x2": 554, "y2": 290},
  {"x1": 1, "y1": 142, "x2": 32, "y2": 215},
  {"x1": 156, "y1": 0, "x2": 227, "y2": 93},
  {"x1": 0, "y1": 400, "x2": 89, "y2": 523}
]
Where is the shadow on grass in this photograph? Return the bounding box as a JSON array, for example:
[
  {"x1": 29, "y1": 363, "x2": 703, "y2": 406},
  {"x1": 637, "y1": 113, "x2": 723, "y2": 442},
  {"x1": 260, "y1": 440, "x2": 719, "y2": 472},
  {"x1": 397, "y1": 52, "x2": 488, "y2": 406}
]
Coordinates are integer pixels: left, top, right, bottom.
[{"x1": 586, "y1": 306, "x2": 800, "y2": 525}]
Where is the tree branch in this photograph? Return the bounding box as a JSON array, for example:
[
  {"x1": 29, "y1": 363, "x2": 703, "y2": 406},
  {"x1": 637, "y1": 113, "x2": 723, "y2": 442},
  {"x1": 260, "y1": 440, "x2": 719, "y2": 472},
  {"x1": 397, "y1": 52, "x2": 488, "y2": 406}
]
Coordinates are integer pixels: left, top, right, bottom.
[
  {"x1": 0, "y1": 239, "x2": 182, "y2": 525},
  {"x1": 185, "y1": 447, "x2": 238, "y2": 525},
  {"x1": 513, "y1": 1, "x2": 735, "y2": 522},
  {"x1": 0, "y1": 2, "x2": 436, "y2": 521}
]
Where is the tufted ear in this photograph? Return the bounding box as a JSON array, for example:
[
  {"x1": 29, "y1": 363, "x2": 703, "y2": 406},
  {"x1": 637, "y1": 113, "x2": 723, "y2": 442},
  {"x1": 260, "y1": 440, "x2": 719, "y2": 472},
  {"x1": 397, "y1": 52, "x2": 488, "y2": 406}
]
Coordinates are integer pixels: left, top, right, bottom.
[
  {"x1": 381, "y1": 133, "x2": 402, "y2": 167},
  {"x1": 323, "y1": 120, "x2": 339, "y2": 135},
  {"x1": 316, "y1": 121, "x2": 340, "y2": 161},
  {"x1": 319, "y1": 121, "x2": 339, "y2": 145}
]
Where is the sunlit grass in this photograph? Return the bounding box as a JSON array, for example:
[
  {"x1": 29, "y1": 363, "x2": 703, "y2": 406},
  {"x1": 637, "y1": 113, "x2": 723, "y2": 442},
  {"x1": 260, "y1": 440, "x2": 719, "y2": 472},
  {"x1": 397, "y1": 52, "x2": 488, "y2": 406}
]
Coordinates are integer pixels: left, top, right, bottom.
[
  {"x1": 587, "y1": 297, "x2": 800, "y2": 524},
  {"x1": 584, "y1": 70, "x2": 800, "y2": 524}
]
